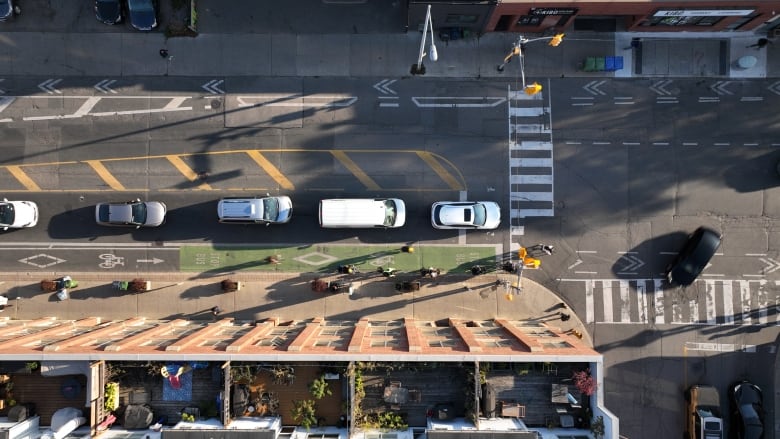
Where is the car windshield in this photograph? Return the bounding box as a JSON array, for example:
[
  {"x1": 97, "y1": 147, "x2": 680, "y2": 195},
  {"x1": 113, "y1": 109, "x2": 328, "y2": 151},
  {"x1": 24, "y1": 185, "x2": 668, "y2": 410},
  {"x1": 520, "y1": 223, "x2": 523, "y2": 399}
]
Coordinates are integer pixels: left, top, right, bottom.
[
  {"x1": 472, "y1": 204, "x2": 487, "y2": 226},
  {"x1": 128, "y1": 0, "x2": 154, "y2": 12},
  {"x1": 383, "y1": 200, "x2": 397, "y2": 226},
  {"x1": 130, "y1": 203, "x2": 147, "y2": 224},
  {"x1": 0, "y1": 203, "x2": 14, "y2": 226},
  {"x1": 262, "y1": 198, "x2": 279, "y2": 221}
]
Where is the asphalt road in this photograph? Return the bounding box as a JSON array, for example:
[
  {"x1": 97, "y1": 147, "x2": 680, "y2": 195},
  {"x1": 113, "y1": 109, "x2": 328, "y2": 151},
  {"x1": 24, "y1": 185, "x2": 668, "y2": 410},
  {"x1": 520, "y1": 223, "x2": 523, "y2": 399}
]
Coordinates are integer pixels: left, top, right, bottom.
[{"x1": 3, "y1": 70, "x2": 780, "y2": 438}]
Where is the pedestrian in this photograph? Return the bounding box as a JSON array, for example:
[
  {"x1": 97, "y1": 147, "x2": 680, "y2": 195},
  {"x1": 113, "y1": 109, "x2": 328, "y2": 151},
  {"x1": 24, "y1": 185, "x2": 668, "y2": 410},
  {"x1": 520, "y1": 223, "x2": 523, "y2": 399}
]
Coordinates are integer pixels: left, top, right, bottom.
[
  {"x1": 541, "y1": 244, "x2": 554, "y2": 255},
  {"x1": 159, "y1": 49, "x2": 169, "y2": 58},
  {"x1": 558, "y1": 302, "x2": 568, "y2": 309},
  {"x1": 559, "y1": 312, "x2": 570, "y2": 321},
  {"x1": 747, "y1": 38, "x2": 769, "y2": 49},
  {"x1": 211, "y1": 306, "x2": 221, "y2": 316}
]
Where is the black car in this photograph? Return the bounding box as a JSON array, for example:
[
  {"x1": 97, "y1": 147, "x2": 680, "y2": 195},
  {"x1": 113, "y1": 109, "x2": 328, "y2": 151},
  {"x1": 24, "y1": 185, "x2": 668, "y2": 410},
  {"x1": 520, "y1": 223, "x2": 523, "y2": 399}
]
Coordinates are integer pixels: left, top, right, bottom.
[
  {"x1": 730, "y1": 381, "x2": 764, "y2": 439},
  {"x1": 127, "y1": 0, "x2": 157, "y2": 31},
  {"x1": 666, "y1": 227, "x2": 721, "y2": 286},
  {"x1": 95, "y1": 0, "x2": 122, "y2": 25}
]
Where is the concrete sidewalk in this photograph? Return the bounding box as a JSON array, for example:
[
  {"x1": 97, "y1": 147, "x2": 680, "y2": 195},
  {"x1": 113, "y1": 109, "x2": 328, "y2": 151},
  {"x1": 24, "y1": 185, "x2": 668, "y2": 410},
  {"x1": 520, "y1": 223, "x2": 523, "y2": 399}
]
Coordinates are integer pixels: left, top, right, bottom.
[
  {"x1": 0, "y1": 270, "x2": 592, "y2": 346},
  {"x1": 0, "y1": 31, "x2": 775, "y2": 79}
]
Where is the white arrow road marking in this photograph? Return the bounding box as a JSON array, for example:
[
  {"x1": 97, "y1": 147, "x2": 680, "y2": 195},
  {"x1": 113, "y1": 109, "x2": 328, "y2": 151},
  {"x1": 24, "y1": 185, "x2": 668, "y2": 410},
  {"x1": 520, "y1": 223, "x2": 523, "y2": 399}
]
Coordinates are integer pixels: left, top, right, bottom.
[
  {"x1": 767, "y1": 80, "x2": 780, "y2": 96},
  {"x1": 411, "y1": 97, "x2": 506, "y2": 108},
  {"x1": 373, "y1": 79, "x2": 397, "y2": 95},
  {"x1": 137, "y1": 257, "x2": 165, "y2": 264},
  {"x1": 649, "y1": 79, "x2": 673, "y2": 96},
  {"x1": 202, "y1": 79, "x2": 225, "y2": 94},
  {"x1": 236, "y1": 95, "x2": 358, "y2": 108},
  {"x1": 759, "y1": 257, "x2": 780, "y2": 274},
  {"x1": 94, "y1": 79, "x2": 118, "y2": 94},
  {"x1": 37, "y1": 78, "x2": 63, "y2": 94},
  {"x1": 710, "y1": 80, "x2": 733, "y2": 95},
  {"x1": 18, "y1": 253, "x2": 66, "y2": 268},
  {"x1": 582, "y1": 80, "x2": 606, "y2": 96},
  {"x1": 617, "y1": 253, "x2": 645, "y2": 274}
]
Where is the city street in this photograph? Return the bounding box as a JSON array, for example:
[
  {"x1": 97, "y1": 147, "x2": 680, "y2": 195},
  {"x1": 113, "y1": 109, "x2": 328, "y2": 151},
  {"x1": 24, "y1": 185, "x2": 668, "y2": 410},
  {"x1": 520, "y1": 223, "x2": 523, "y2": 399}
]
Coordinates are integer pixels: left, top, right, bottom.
[{"x1": 3, "y1": 1, "x2": 780, "y2": 437}]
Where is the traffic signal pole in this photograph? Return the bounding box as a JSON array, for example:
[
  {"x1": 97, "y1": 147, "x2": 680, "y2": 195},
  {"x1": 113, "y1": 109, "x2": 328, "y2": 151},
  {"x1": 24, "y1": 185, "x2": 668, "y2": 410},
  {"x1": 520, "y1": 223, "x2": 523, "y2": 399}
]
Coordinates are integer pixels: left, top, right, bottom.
[{"x1": 497, "y1": 34, "x2": 564, "y2": 95}]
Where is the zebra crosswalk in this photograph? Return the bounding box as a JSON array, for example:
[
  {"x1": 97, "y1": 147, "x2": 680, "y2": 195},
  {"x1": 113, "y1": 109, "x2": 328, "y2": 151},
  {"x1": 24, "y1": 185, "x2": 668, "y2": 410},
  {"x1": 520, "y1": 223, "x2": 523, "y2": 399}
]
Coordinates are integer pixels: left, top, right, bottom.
[
  {"x1": 508, "y1": 86, "x2": 554, "y2": 243},
  {"x1": 568, "y1": 278, "x2": 779, "y2": 325}
]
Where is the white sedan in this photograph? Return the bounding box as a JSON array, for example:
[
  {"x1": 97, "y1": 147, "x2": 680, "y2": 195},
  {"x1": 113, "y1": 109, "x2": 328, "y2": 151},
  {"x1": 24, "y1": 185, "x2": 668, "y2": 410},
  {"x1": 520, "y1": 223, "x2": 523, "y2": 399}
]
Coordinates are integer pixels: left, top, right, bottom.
[
  {"x1": 0, "y1": 199, "x2": 38, "y2": 230},
  {"x1": 431, "y1": 201, "x2": 501, "y2": 230}
]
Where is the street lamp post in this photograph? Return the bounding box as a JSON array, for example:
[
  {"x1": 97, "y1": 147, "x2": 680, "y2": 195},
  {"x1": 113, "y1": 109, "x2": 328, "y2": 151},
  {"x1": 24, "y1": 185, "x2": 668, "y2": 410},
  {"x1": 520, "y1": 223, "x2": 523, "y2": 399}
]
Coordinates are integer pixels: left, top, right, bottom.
[
  {"x1": 411, "y1": 4, "x2": 438, "y2": 75},
  {"x1": 497, "y1": 33, "x2": 564, "y2": 95}
]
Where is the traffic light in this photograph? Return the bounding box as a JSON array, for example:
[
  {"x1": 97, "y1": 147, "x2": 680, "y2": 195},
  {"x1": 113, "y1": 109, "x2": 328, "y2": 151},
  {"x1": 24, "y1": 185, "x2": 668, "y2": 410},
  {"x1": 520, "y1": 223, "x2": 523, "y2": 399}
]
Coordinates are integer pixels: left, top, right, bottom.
[
  {"x1": 548, "y1": 33, "x2": 565, "y2": 47},
  {"x1": 524, "y1": 82, "x2": 542, "y2": 95}
]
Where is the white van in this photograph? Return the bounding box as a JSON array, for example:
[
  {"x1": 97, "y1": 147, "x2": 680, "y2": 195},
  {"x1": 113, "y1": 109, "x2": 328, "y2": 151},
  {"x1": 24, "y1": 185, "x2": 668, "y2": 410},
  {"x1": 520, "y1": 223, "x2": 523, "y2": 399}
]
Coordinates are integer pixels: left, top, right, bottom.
[
  {"x1": 319, "y1": 198, "x2": 406, "y2": 228},
  {"x1": 218, "y1": 196, "x2": 293, "y2": 224}
]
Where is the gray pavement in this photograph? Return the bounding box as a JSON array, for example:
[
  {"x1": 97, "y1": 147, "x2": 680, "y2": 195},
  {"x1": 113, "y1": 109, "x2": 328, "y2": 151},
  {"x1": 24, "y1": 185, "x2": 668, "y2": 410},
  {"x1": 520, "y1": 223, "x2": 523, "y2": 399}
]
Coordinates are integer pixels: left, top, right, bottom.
[{"x1": 0, "y1": 270, "x2": 592, "y2": 346}]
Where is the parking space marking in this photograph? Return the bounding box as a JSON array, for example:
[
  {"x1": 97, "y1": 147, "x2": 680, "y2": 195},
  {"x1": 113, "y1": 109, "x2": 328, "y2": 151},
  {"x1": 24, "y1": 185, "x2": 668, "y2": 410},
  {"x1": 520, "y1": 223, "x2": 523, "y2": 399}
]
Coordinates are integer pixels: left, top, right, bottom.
[
  {"x1": 245, "y1": 151, "x2": 295, "y2": 191},
  {"x1": 165, "y1": 156, "x2": 213, "y2": 190},
  {"x1": 330, "y1": 151, "x2": 381, "y2": 190},
  {"x1": 84, "y1": 160, "x2": 126, "y2": 191}
]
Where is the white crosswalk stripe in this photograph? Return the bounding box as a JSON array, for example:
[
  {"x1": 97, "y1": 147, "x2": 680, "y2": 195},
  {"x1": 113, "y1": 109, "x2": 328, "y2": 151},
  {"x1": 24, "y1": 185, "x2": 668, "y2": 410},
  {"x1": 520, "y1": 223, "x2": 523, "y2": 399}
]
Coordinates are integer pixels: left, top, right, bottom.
[
  {"x1": 507, "y1": 85, "x2": 554, "y2": 243},
  {"x1": 570, "y1": 279, "x2": 780, "y2": 325}
]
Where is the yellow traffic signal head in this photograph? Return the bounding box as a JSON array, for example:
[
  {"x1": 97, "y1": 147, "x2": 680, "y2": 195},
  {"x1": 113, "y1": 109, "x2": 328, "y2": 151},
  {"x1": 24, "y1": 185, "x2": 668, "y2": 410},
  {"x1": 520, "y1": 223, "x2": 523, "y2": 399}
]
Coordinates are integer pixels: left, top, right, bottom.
[
  {"x1": 524, "y1": 82, "x2": 543, "y2": 96},
  {"x1": 548, "y1": 33, "x2": 565, "y2": 47}
]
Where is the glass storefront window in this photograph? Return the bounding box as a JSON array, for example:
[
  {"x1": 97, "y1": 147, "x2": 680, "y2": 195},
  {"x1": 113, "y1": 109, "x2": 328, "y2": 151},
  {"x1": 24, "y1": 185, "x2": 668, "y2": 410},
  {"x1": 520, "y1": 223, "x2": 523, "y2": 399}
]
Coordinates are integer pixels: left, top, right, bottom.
[{"x1": 445, "y1": 14, "x2": 478, "y2": 24}]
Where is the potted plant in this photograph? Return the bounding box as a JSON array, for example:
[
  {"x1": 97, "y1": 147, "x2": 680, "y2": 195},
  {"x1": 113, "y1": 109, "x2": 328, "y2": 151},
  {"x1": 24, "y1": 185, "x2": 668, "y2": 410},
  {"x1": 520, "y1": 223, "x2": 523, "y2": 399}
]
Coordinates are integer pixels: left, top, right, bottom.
[
  {"x1": 309, "y1": 374, "x2": 332, "y2": 400},
  {"x1": 590, "y1": 415, "x2": 605, "y2": 439},
  {"x1": 105, "y1": 382, "x2": 119, "y2": 412},
  {"x1": 129, "y1": 279, "x2": 150, "y2": 293},
  {"x1": 573, "y1": 369, "x2": 597, "y2": 396},
  {"x1": 40, "y1": 280, "x2": 58, "y2": 292},
  {"x1": 291, "y1": 399, "x2": 317, "y2": 430},
  {"x1": 221, "y1": 279, "x2": 241, "y2": 292}
]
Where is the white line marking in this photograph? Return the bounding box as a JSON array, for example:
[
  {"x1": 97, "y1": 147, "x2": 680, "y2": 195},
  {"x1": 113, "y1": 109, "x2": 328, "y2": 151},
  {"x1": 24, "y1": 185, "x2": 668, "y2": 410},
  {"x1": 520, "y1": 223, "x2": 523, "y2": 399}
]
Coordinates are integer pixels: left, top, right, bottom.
[
  {"x1": 653, "y1": 142, "x2": 670, "y2": 146},
  {"x1": 654, "y1": 279, "x2": 664, "y2": 324},
  {"x1": 705, "y1": 280, "x2": 717, "y2": 325},
  {"x1": 722, "y1": 281, "x2": 734, "y2": 325},
  {"x1": 585, "y1": 279, "x2": 595, "y2": 323},
  {"x1": 602, "y1": 281, "x2": 613, "y2": 323},
  {"x1": 619, "y1": 280, "x2": 631, "y2": 323},
  {"x1": 740, "y1": 280, "x2": 751, "y2": 325}
]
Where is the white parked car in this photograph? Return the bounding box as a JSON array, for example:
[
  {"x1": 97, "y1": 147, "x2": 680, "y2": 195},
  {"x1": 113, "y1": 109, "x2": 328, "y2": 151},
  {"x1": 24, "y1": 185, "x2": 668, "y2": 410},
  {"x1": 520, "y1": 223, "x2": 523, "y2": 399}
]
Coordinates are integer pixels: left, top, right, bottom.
[
  {"x1": 95, "y1": 199, "x2": 167, "y2": 228},
  {"x1": 0, "y1": 199, "x2": 38, "y2": 230},
  {"x1": 431, "y1": 201, "x2": 501, "y2": 230}
]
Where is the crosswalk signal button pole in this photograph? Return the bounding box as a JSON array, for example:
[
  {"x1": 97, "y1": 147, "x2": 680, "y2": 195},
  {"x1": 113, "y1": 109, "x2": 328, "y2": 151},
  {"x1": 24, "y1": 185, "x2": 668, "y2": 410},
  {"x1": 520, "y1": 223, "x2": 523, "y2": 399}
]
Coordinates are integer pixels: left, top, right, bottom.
[{"x1": 548, "y1": 33, "x2": 564, "y2": 47}]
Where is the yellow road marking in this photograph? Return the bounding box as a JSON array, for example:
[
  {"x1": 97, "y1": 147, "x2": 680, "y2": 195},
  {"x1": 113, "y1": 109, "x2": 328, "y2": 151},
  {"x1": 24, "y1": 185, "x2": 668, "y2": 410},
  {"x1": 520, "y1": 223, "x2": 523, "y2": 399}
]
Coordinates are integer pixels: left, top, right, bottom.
[
  {"x1": 5, "y1": 166, "x2": 40, "y2": 191},
  {"x1": 245, "y1": 151, "x2": 295, "y2": 191},
  {"x1": 416, "y1": 151, "x2": 464, "y2": 190},
  {"x1": 84, "y1": 160, "x2": 125, "y2": 191},
  {"x1": 166, "y1": 156, "x2": 212, "y2": 190},
  {"x1": 330, "y1": 151, "x2": 380, "y2": 190}
]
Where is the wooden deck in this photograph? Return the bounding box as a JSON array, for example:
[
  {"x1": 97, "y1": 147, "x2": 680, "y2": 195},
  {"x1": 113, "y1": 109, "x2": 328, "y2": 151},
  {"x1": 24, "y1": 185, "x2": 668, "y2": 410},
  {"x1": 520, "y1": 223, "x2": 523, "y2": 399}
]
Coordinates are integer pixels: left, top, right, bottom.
[{"x1": 4, "y1": 372, "x2": 89, "y2": 426}]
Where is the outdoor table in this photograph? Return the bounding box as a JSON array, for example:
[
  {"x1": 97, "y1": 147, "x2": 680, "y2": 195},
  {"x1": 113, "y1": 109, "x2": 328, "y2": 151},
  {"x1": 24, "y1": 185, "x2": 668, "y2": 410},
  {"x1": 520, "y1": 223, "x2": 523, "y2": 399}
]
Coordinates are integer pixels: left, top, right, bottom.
[
  {"x1": 551, "y1": 384, "x2": 568, "y2": 403},
  {"x1": 383, "y1": 386, "x2": 409, "y2": 404}
]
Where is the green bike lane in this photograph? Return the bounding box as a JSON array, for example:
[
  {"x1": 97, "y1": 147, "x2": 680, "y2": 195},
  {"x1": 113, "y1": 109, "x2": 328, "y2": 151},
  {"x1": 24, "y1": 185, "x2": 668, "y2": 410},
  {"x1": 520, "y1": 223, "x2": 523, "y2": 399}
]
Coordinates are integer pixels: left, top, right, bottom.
[{"x1": 180, "y1": 243, "x2": 502, "y2": 274}]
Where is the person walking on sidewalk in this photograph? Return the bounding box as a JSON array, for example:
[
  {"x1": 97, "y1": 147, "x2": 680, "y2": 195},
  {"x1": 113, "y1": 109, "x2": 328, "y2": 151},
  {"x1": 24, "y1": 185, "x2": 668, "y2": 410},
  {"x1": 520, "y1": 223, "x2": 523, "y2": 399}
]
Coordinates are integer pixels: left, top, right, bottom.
[
  {"x1": 559, "y1": 312, "x2": 570, "y2": 321},
  {"x1": 211, "y1": 306, "x2": 221, "y2": 316},
  {"x1": 540, "y1": 244, "x2": 554, "y2": 255}
]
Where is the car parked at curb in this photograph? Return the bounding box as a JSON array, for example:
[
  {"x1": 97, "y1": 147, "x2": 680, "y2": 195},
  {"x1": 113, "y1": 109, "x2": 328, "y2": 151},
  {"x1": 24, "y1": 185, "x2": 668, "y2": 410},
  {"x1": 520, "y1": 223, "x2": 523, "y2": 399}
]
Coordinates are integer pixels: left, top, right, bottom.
[
  {"x1": 729, "y1": 381, "x2": 764, "y2": 439},
  {"x1": 0, "y1": 199, "x2": 38, "y2": 230},
  {"x1": 666, "y1": 227, "x2": 721, "y2": 286},
  {"x1": 127, "y1": 0, "x2": 157, "y2": 31},
  {"x1": 218, "y1": 196, "x2": 293, "y2": 225},
  {"x1": 95, "y1": 0, "x2": 123, "y2": 25},
  {"x1": 95, "y1": 199, "x2": 166, "y2": 228},
  {"x1": 431, "y1": 201, "x2": 501, "y2": 230}
]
